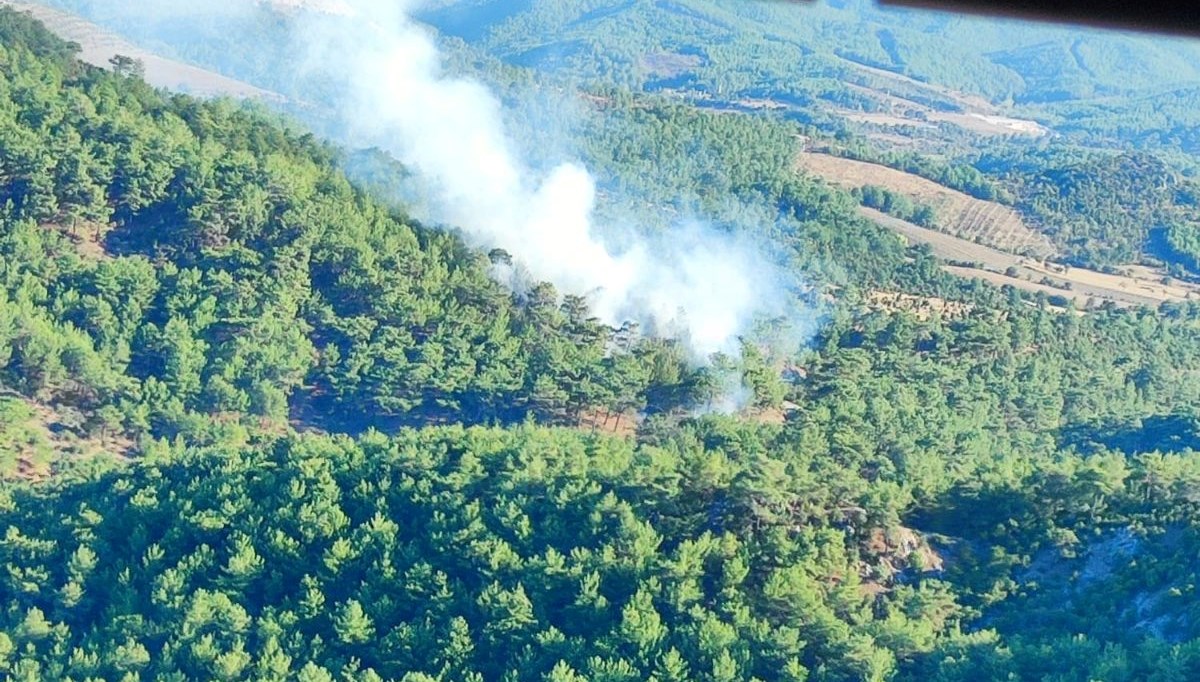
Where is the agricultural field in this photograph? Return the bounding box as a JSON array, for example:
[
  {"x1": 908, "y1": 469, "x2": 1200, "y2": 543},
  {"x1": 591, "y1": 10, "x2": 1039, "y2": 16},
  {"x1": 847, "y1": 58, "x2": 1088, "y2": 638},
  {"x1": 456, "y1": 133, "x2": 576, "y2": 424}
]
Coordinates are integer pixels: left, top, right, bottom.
[
  {"x1": 797, "y1": 151, "x2": 1057, "y2": 258},
  {"x1": 864, "y1": 208, "x2": 1200, "y2": 308}
]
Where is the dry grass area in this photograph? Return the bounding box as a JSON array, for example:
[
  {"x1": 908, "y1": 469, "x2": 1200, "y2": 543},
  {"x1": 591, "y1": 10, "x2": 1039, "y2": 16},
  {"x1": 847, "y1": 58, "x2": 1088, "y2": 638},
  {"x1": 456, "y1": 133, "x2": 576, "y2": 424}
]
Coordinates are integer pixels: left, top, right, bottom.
[
  {"x1": 862, "y1": 207, "x2": 1200, "y2": 309},
  {"x1": 836, "y1": 108, "x2": 936, "y2": 130},
  {"x1": 642, "y1": 52, "x2": 704, "y2": 78},
  {"x1": 744, "y1": 406, "x2": 788, "y2": 426},
  {"x1": 48, "y1": 221, "x2": 111, "y2": 260},
  {"x1": 577, "y1": 409, "x2": 638, "y2": 439},
  {"x1": 798, "y1": 152, "x2": 1056, "y2": 258},
  {"x1": 866, "y1": 290, "x2": 973, "y2": 320},
  {"x1": 846, "y1": 60, "x2": 994, "y2": 113},
  {"x1": 864, "y1": 132, "x2": 923, "y2": 149},
  {"x1": 836, "y1": 62, "x2": 1048, "y2": 138},
  {"x1": 1, "y1": 0, "x2": 281, "y2": 101},
  {"x1": 0, "y1": 394, "x2": 133, "y2": 482}
]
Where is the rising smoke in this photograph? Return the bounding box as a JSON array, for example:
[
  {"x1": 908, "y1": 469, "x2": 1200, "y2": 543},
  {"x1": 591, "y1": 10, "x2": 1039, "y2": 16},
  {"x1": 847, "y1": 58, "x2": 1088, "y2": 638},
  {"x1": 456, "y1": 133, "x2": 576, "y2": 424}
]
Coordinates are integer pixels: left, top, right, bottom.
[
  {"x1": 295, "y1": 0, "x2": 804, "y2": 358},
  {"x1": 74, "y1": 0, "x2": 810, "y2": 359}
]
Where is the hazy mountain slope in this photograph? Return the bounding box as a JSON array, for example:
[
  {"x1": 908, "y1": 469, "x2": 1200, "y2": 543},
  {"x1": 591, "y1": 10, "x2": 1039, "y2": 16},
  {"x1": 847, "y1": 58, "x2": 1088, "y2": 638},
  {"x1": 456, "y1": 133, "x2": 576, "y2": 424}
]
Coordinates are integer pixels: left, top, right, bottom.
[
  {"x1": 418, "y1": 0, "x2": 1200, "y2": 103},
  {"x1": 0, "y1": 0, "x2": 279, "y2": 99}
]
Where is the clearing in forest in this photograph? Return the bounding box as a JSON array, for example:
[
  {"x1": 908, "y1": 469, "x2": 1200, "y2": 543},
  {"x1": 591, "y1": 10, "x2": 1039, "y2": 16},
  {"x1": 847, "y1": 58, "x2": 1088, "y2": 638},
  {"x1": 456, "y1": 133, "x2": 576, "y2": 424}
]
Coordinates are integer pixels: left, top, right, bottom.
[
  {"x1": 834, "y1": 61, "x2": 1049, "y2": 138},
  {"x1": 0, "y1": 395, "x2": 133, "y2": 481},
  {"x1": 866, "y1": 290, "x2": 973, "y2": 320},
  {"x1": 796, "y1": 151, "x2": 1057, "y2": 259}
]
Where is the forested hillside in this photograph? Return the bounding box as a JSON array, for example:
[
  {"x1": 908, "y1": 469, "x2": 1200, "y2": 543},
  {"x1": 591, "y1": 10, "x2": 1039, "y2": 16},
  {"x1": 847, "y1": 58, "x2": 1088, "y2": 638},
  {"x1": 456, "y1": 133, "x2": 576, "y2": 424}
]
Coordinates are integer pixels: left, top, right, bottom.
[
  {"x1": 41, "y1": 0, "x2": 1200, "y2": 278},
  {"x1": 38, "y1": 0, "x2": 1200, "y2": 153},
  {"x1": 411, "y1": 0, "x2": 1200, "y2": 149},
  {"x1": 0, "y1": 7, "x2": 748, "y2": 447},
  {"x1": 5, "y1": 4, "x2": 1200, "y2": 682}
]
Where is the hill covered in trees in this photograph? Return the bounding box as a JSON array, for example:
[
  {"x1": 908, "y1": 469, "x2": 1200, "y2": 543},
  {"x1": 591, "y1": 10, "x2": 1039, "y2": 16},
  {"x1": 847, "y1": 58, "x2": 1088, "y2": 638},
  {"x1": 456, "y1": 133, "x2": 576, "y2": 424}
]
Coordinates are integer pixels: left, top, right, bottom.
[
  {"x1": 6, "y1": 5, "x2": 1200, "y2": 682},
  {"x1": 41, "y1": 0, "x2": 1200, "y2": 278}
]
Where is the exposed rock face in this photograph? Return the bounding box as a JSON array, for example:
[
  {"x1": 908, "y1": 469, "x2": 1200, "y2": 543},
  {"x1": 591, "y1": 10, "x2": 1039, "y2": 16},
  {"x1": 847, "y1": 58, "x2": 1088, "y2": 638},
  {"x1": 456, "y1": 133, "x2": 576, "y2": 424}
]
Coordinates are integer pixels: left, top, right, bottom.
[
  {"x1": 859, "y1": 526, "x2": 947, "y2": 596},
  {"x1": 1017, "y1": 525, "x2": 1194, "y2": 642}
]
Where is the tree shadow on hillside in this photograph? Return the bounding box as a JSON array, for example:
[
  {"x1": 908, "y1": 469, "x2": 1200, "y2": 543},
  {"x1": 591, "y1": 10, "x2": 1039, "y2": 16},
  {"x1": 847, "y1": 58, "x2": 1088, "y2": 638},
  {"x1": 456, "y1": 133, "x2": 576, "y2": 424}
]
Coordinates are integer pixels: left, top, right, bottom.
[
  {"x1": 102, "y1": 203, "x2": 192, "y2": 261},
  {"x1": 1059, "y1": 413, "x2": 1200, "y2": 456}
]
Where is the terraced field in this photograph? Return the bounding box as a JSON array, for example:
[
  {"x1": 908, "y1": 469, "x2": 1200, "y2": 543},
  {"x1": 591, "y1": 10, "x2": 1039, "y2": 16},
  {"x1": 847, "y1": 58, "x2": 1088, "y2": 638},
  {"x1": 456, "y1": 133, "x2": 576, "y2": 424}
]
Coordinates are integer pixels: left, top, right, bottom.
[
  {"x1": 799, "y1": 151, "x2": 1200, "y2": 309},
  {"x1": 863, "y1": 208, "x2": 1200, "y2": 309},
  {"x1": 796, "y1": 151, "x2": 1057, "y2": 259}
]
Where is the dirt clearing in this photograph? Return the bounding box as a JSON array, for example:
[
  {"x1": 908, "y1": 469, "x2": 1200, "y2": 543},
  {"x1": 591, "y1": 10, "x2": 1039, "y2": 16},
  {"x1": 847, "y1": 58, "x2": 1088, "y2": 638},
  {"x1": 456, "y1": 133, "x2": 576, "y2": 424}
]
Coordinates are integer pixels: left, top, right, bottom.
[
  {"x1": 0, "y1": 394, "x2": 132, "y2": 481},
  {"x1": 835, "y1": 60, "x2": 1048, "y2": 138},
  {"x1": 866, "y1": 290, "x2": 973, "y2": 320}
]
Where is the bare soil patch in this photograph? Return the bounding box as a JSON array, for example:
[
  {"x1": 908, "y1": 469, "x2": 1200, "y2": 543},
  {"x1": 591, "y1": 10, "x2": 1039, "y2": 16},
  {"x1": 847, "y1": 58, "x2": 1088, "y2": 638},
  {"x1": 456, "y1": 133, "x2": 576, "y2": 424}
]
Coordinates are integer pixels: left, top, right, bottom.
[
  {"x1": 744, "y1": 406, "x2": 787, "y2": 426},
  {"x1": 577, "y1": 409, "x2": 638, "y2": 439},
  {"x1": 945, "y1": 112, "x2": 1047, "y2": 136},
  {"x1": 844, "y1": 60, "x2": 996, "y2": 113},
  {"x1": 0, "y1": 394, "x2": 134, "y2": 482},
  {"x1": 832, "y1": 65, "x2": 1048, "y2": 138},
  {"x1": 49, "y1": 221, "x2": 111, "y2": 260},
  {"x1": 866, "y1": 290, "x2": 973, "y2": 320}
]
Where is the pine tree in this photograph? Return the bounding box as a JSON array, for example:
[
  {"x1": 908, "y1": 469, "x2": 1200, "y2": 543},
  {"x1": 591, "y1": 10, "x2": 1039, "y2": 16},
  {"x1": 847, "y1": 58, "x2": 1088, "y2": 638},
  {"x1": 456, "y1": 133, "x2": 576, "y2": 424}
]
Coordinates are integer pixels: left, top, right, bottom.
[{"x1": 334, "y1": 600, "x2": 375, "y2": 645}]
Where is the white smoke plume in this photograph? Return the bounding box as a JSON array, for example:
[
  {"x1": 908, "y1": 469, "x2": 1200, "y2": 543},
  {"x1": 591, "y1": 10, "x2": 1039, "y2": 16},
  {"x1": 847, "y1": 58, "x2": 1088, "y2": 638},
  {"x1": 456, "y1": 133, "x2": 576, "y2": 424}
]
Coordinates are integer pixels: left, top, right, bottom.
[
  {"x1": 64, "y1": 0, "x2": 807, "y2": 359},
  {"x1": 297, "y1": 0, "x2": 800, "y2": 357}
]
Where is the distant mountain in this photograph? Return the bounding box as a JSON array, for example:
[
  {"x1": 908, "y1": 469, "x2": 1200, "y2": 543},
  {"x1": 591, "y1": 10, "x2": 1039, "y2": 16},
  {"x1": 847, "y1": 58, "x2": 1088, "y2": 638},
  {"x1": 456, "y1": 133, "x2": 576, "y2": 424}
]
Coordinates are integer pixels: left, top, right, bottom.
[
  {"x1": 416, "y1": 0, "x2": 1200, "y2": 104},
  {"x1": 27, "y1": 0, "x2": 1200, "y2": 151},
  {"x1": 0, "y1": 0, "x2": 278, "y2": 98}
]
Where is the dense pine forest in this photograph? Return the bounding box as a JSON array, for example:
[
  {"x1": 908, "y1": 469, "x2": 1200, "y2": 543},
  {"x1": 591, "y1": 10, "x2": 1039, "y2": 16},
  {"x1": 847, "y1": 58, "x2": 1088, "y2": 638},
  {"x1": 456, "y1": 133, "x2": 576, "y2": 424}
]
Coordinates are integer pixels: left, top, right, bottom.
[{"x1": 5, "y1": 3, "x2": 1200, "y2": 681}]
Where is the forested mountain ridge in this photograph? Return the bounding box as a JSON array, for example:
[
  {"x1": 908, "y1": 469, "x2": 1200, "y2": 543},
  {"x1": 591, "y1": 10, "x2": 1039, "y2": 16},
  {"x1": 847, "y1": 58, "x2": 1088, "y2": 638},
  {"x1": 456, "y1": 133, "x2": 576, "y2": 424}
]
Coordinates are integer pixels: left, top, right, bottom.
[
  {"x1": 5, "y1": 4, "x2": 1200, "y2": 682},
  {"x1": 36, "y1": 0, "x2": 1200, "y2": 153},
  {"x1": 410, "y1": 0, "x2": 1200, "y2": 149},
  {"x1": 416, "y1": 0, "x2": 1200, "y2": 101},
  {"x1": 0, "y1": 6, "x2": 733, "y2": 450},
  {"x1": 42, "y1": 0, "x2": 1200, "y2": 280}
]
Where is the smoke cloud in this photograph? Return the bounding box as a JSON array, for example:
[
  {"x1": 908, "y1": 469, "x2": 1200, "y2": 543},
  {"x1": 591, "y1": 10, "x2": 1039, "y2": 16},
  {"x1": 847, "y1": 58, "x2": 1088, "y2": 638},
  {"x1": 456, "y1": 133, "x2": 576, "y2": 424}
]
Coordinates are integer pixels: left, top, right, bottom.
[
  {"x1": 297, "y1": 0, "x2": 802, "y2": 357},
  {"x1": 66, "y1": 0, "x2": 810, "y2": 359}
]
